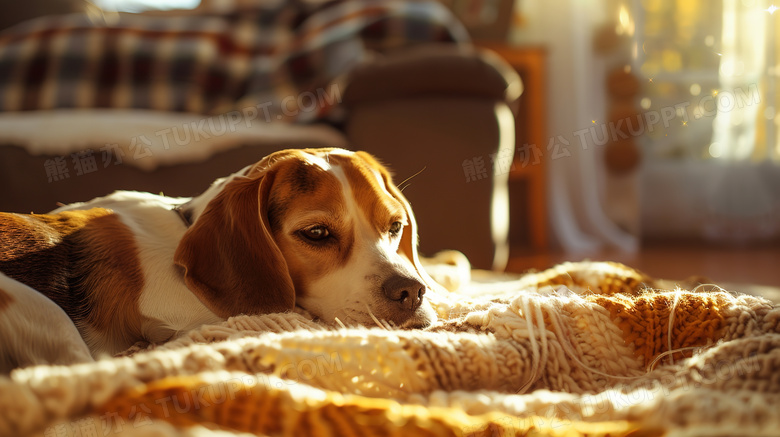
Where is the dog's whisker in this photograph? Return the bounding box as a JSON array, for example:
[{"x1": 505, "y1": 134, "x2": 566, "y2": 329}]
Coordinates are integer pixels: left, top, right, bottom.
[
  {"x1": 365, "y1": 304, "x2": 389, "y2": 330},
  {"x1": 336, "y1": 309, "x2": 369, "y2": 329},
  {"x1": 333, "y1": 317, "x2": 347, "y2": 330},
  {"x1": 397, "y1": 167, "x2": 426, "y2": 192}
]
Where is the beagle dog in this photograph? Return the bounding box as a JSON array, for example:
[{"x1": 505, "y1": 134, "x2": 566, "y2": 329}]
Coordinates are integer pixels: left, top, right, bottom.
[{"x1": 0, "y1": 148, "x2": 437, "y2": 372}]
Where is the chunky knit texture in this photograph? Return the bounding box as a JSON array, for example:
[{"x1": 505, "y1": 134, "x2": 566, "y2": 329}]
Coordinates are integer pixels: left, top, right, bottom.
[{"x1": 1, "y1": 261, "x2": 778, "y2": 437}]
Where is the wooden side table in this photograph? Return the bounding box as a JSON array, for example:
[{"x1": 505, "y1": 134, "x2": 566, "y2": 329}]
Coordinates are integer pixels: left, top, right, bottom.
[{"x1": 479, "y1": 44, "x2": 549, "y2": 269}]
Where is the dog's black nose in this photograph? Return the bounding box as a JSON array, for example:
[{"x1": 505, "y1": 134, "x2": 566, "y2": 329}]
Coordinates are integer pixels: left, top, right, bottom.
[{"x1": 382, "y1": 275, "x2": 426, "y2": 311}]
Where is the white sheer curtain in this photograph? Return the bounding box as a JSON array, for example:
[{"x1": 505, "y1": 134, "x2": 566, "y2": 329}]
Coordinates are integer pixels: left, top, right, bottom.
[
  {"x1": 711, "y1": 0, "x2": 769, "y2": 161},
  {"x1": 629, "y1": 0, "x2": 780, "y2": 242},
  {"x1": 704, "y1": 0, "x2": 780, "y2": 243}
]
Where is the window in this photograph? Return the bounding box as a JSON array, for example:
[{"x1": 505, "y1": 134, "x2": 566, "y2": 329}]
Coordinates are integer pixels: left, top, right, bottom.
[{"x1": 633, "y1": 0, "x2": 778, "y2": 162}]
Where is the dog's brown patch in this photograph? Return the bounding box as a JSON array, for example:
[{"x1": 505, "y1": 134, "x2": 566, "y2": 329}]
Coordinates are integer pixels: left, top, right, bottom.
[
  {"x1": 72, "y1": 213, "x2": 145, "y2": 345},
  {"x1": 328, "y1": 153, "x2": 406, "y2": 234},
  {"x1": 0, "y1": 209, "x2": 112, "y2": 299},
  {"x1": 0, "y1": 209, "x2": 145, "y2": 351}
]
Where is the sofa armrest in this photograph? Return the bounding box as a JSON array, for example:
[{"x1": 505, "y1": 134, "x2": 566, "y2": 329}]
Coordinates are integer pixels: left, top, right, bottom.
[{"x1": 343, "y1": 43, "x2": 522, "y2": 112}]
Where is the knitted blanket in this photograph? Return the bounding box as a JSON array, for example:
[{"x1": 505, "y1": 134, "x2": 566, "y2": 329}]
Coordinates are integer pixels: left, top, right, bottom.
[{"x1": 1, "y1": 261, "x2": 778, "y2": 437}]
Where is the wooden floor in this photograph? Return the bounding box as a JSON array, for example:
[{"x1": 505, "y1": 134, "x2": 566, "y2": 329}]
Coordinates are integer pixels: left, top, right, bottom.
[{"x1": 507, "y1": 241, "x2": 780, "y2": 287}]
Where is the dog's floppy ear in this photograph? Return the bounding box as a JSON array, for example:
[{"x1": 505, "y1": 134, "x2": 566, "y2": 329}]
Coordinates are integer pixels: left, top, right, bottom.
[{"x1": 174, "y1": 157, "x2": 295, "y2": 318}]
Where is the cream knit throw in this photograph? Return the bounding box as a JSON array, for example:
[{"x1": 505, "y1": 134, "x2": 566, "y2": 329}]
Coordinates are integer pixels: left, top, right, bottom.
[{"x1": 0, "y1": 261, "x2": 778, "y2": 437}]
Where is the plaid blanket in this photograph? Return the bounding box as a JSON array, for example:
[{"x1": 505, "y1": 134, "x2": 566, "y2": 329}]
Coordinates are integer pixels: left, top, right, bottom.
[{"x1": 0, "y1": 0, "x2": 467, "y2": 120}]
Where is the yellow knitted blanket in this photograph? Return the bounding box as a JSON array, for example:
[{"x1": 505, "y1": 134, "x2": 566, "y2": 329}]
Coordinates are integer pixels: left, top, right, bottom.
[{"x1": 1, "y1": 261, "x2": 778, "y2": 437}]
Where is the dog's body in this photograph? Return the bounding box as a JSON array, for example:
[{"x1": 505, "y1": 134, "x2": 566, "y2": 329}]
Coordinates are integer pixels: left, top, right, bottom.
[{"x1": 0, "y1": 148, "x2": 437, "y2": 372}]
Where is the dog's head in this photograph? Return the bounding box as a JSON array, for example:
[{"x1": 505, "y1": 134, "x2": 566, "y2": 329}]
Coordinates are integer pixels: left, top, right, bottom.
[{"x1": 174, "y1": 148, "x2": 436, "y2": 328}]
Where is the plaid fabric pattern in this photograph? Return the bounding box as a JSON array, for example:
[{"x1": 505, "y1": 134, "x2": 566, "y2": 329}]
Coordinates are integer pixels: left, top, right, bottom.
[{"x1": 0, "y1": 0, "x2": 468, "y2": 120}]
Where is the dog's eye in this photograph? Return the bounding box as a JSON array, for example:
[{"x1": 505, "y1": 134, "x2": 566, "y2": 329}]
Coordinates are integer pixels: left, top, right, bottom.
[
  {"x1": 389, "y1": 221, "x2": 403, "y2": 236},
  {"x1": 300, "y1": 225, "x2": 330, "y2": 241}
]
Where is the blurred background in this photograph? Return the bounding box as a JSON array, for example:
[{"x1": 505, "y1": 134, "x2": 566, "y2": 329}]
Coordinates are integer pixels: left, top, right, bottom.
[
  {"x1": 0, "y1": 0, "x2": 778, "y2": 287},
  {"x1": 504, "y1": 0, "x2": 780, "y2": 287}
]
